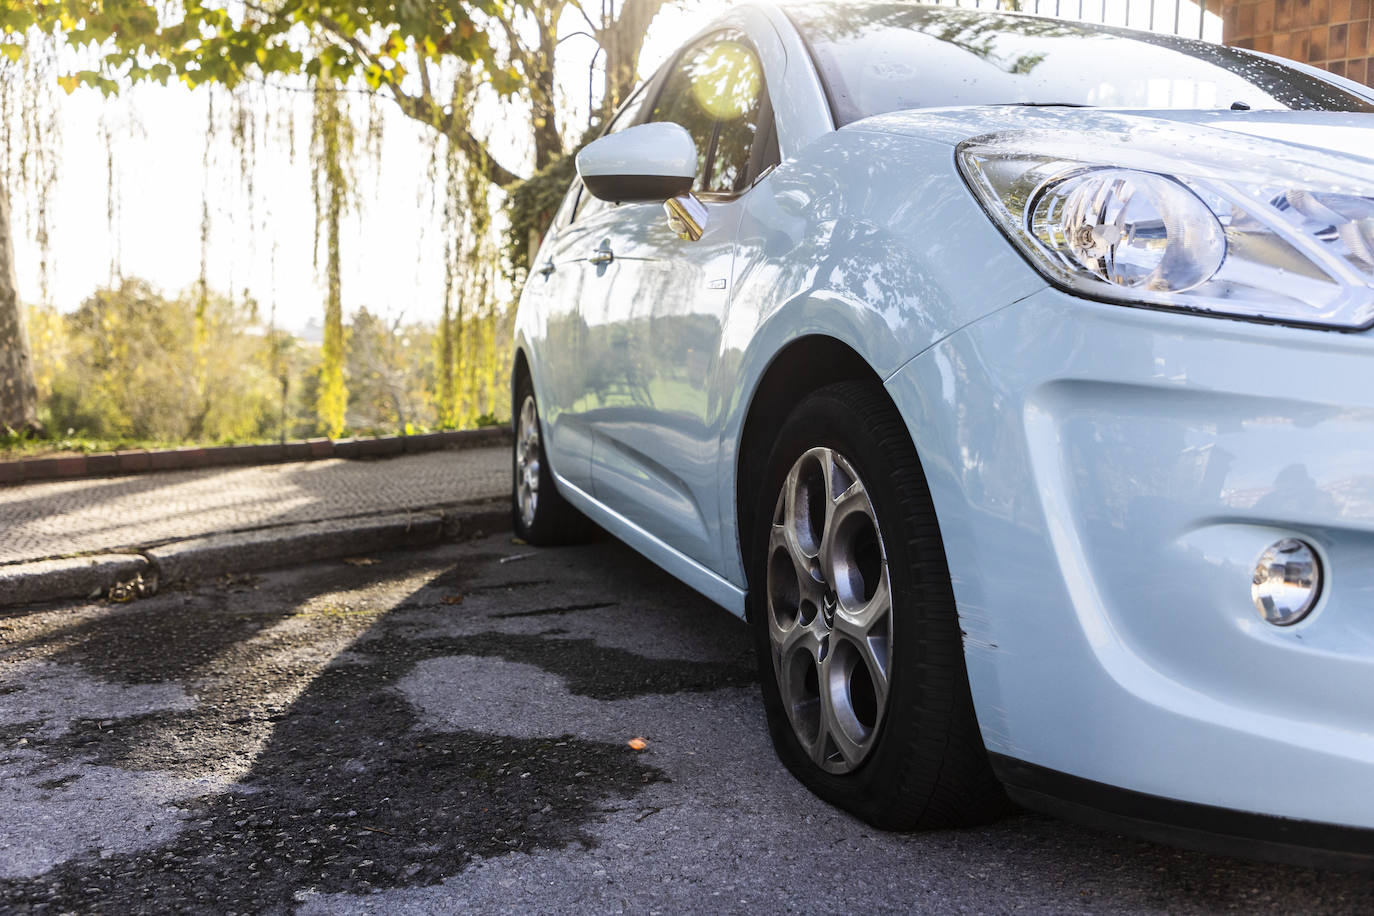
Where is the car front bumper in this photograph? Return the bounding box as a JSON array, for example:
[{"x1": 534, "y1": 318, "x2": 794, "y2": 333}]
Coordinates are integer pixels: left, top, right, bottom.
[{"x1": 884, "y1": 286, "x2": 1374, "y2": 850}]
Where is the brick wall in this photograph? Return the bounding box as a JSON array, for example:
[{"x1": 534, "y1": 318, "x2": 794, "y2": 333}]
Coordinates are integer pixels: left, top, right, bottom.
[{"x1": 1223, "y1": 0, "x2": 1372, "y2": 86}]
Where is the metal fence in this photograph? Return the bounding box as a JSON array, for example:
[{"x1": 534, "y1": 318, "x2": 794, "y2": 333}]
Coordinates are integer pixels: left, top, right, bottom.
[{"x1": 922, "y1": 0, "x2": 1223, "y2": 42}]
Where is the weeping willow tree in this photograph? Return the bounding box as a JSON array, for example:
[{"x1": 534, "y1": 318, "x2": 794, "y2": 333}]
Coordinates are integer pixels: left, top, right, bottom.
[
  {"x1": 0, "y1": 26, "x2": 59, "y2": 433},
  {"x1": 0, "y1": 154, "x2": 37, "y2": 433},
  {"x1": 429, "y1": 72, "x2": 503, "y2": 428},
  {"x1": 442, "y1": 155, "x2": 507, "y2": 426},
  {"x1": 310, "y1": 75, "x2": 353, "y2": 436},
  {"x1": 6, "y1": 0, "x2": 672, "y2": 435}
]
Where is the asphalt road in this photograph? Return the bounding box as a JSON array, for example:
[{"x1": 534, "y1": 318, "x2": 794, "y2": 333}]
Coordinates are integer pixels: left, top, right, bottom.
[{"x1": 2, "y1": 532, "x2": 1372, "y2": 914}]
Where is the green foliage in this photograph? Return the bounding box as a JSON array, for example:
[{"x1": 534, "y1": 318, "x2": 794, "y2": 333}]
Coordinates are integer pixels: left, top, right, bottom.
[
  {"x1": 5, "y1": 0, "x2": 527, "y2": 188},
  {"x1": 2, "y1": 1, "x2": 674, "y2": 450},
  {"x1": 3, "y1": 1, "x2": 500, "y2": 94},
  {"x1": 27, "y1": 280, "x2": 281, "y2": 442},
  {"x1": 18, "y1": 278, "x2": 509, "y2": 452},
  {"x1": 345, "y1": 308, "x2": 437, "y2": 435},
  {"x1": 503, "y1": 123, "x2": 603, "y2": 281},
  {"x1": 503, "y1": 147, "x2": 578, "y2": 283},
  {"x1": 449, "y1": 288, "x2": 511, "y2": 428},
  {"x1": 433, "y1": 296, "x2": 458, "y2": 428},
  {"x1": 429, "y1": 100, "x2": 512, "y2": 430},
  {"x1": 0, "y1": 428, "x2": 214, "y2": 456},
  {"x1": 312, "y1": 79, "x2": 352, "y2": 437}
]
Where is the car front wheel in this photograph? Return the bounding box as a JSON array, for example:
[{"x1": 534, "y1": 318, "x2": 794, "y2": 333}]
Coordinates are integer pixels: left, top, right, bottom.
[{"x1": 751, "y1": 380, "x2": 1006, "y2": 829}]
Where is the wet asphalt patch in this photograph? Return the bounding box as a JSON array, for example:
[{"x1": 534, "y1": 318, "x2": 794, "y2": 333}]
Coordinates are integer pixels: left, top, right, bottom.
[
  {"x1": 0, "y1": 538, "x2": 744, "y2": 912},
  {"x1": 6, "y1": 715, "x2": 660, "y2": 913}
]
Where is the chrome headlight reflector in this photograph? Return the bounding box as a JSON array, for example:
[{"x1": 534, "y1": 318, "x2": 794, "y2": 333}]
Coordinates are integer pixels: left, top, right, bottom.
[
  {"x1": 958, "y1": 128, "x2": 1374, "y2": 330},
  {"x1": 1029, "y1": 168, "x2": 1227, "y2": 293}
]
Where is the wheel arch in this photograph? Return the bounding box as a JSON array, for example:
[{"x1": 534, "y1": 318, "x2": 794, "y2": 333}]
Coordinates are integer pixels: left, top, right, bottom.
[
  {"x1": 511, "y1": 345, "x2": 531, "y2": 404},
  {"x1": 734, "y1": 334, "x2": 892, "y2": 601}
]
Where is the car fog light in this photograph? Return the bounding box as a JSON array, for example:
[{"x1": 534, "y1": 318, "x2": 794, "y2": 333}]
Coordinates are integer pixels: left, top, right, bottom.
[{"x1": 1251, "y1": 539, "x2": 1321, "y2": 626}]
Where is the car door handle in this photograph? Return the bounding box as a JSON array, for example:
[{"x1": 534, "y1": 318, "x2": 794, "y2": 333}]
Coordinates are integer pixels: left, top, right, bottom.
[
  {"x1": 538, "y1": 259, "x2": 555, "y2": 278},
  {"x1": 589, "y1": 244, "x2": 615, "y2": 266}
]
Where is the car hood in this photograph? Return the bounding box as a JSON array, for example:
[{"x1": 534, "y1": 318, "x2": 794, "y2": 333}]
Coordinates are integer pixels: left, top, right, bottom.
[{"x1": 848, "y1": 106, "x2": 1374, "y2": 170}]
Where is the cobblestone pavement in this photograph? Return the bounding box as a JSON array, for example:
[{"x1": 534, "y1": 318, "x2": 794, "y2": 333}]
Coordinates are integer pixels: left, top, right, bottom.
[
  {"x1": 3, "y1": 535, "x2": 1371, "y2": 914},
  {"x1": 0, "y1": 449, "x2": 509, "y2": 565}
]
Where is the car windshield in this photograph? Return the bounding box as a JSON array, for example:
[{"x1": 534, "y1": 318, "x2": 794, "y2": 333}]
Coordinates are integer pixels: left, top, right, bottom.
[{"x1": 783, "y1": 2, "x2": 1374, "y2": 124}]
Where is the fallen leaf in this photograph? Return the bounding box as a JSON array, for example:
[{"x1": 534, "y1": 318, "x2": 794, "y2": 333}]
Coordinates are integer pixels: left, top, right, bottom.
[
  {"x1": 441, "y1": 594, "x2": 464, "y2": 605},
  {"x1": 343, "y1": 557, "x2": 379, "y2": 567},
  {"x1": 627, "y1": 737, "x2": 648, "y2": 751}
]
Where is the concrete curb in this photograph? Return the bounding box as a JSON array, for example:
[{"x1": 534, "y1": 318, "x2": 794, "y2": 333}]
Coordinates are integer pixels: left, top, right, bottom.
[
  {"x1": 0, "y1": 426, "x2": 512, "y2": 487},
  {"x1": 0, "y1": 554, "x2": 150, "y2": 608},
  {"x1": 145, "y1": 512, "x2": 447, "y2": 584},
  {"x1": 0, "y1": 498, "x2": 511, "y2": 609}
]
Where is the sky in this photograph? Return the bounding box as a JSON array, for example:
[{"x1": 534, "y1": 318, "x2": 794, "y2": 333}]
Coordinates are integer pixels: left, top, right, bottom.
[{"x1": 8, "y1": 0, "x2": 1218, "y2": 333}]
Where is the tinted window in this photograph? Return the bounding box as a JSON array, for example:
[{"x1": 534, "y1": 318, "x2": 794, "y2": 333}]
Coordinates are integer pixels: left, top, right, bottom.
[
  {"x1": 552, "y1": 179, "x2": 582, "y2": 230},
  {"x1": 785, "y1": 3, "x2": 1374, "y2": 124},
  {"x1": 648, "y1": 44, "x2": 719, "y2": 189},
  {"x1": 705, "y1": 43, "x2": 768, "y2": 192},
  {"x1": 650, "y1": 34, "x2": 769, "y2": 195}
]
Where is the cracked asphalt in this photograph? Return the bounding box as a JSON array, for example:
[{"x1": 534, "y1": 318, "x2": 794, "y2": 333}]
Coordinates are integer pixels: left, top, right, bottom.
[{"x1": 2, "y1": 532, "x2": 1373, "y2": 914}]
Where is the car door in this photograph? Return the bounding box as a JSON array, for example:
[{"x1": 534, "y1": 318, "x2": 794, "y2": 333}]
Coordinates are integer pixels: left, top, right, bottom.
[
  {"x1": 528, "y1": 83, "x2": 655, "y2": 492},
  {"x1": 585, "y1": 32, "x2": 778, "y2": 571}
]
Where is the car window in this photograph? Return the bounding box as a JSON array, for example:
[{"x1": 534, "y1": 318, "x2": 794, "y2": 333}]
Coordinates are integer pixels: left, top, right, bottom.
[
  {"x1": 551, "y1": 178, "x2": 582, "y2": 232},
  {"x1": 701, "y1": 42, "x2": 768, "y2": 193},
  {"x1": 649, "y1": 33, "x2": 770, "y2": 196}
]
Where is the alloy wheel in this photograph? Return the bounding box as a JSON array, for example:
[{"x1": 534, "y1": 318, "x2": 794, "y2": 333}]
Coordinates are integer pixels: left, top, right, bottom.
[
  {"x1": 766, "y1": 446, "x2": 893, "y2": 774},
  {"x1": 516, "y1": 394, "x2": 541, "y2": 529}
]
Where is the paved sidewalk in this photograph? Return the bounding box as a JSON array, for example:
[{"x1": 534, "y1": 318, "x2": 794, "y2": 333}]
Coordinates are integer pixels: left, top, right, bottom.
[{"x1": 0, "y1": 449, "x2": 509, "y2": 566}]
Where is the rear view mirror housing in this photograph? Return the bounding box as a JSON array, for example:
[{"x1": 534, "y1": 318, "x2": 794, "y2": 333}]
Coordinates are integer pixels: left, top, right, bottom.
[{"x1": 576, "y1": 122, "x2": 697, "y2": 203}]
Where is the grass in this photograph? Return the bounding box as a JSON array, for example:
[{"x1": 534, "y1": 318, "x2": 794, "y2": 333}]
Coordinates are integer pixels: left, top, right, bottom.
[
  {"x1": 0, "y1": 415, "x2": 511, "y2": 460},
  {"x1": 0, "y1": 433, "x2": 203, "y2": 459}
]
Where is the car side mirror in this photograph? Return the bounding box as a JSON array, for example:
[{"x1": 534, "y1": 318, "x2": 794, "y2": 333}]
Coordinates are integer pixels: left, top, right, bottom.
[
  {"x1": 575, "y1": 122, "x2": 708, "y2": 242},
  {"x1": 577, "y1": 122, "x2": 695, "y2": 202}
]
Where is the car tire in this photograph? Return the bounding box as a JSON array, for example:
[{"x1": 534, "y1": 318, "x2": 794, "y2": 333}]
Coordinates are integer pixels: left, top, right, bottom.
[
  {"x1": 512, "y1": 372, "x2": 597, "y2": 546},
  {"x1": 749, "y1": 380, "x2": 1007, "y2": 829}
]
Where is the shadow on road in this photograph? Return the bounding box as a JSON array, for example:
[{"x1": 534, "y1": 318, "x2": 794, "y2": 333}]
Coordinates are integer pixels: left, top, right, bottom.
[
  {"x1": 0, "y1": 538, "x2": 752, "y2": 910},
  {"x1": 1, "y1": 536, "x2": 1371, "y2": 913}
]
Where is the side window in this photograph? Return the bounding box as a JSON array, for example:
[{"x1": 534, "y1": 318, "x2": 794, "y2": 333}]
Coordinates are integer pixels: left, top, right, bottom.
[
  {"x1": 572, "y1": 82, "x2": 652, "y2": 223},
  {"x1": 649, "y1": 33, "x2": 768, "y2": 196},
  {"x1": 606, "y1": 81, "x2": 652, "y2": 134},
  {"x1": 550, "y1": 179, "x2": 582, "y2": 232}
]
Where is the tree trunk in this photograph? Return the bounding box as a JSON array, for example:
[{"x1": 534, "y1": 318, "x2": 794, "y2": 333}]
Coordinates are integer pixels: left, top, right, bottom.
[
  {"x1": 317, "y1": 178, "x2": 347, "y2": 437},
  {"x1": 531, "y1": 10, "x2": 564, "y2": 170},
  {"x1": 598, "y1": 0, "x2": 670, "y2": 118},
  {"x1": 0, "y1": 181, "x2": 39, "y2": 434}
]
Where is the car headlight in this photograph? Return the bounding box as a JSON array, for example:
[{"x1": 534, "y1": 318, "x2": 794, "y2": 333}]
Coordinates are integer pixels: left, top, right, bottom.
[{"x1": 957, "y1": 126, "x2": 1374, "y2": 330}]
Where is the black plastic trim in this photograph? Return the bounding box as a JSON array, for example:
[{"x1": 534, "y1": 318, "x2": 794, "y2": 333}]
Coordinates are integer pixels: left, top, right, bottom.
[
  {"x1": 581, "y1": 173, "x2": 693, "y2": 204},
  {"x1": 991, "y1": 753, "x2": 1374, "y2": 871}
]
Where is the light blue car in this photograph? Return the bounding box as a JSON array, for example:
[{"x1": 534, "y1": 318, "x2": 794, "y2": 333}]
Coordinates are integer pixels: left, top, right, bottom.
[{"x1": 511, "y1": 1, "x2": 1374, "y2": 866}]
